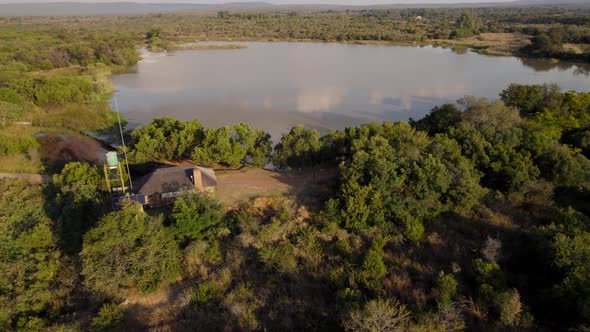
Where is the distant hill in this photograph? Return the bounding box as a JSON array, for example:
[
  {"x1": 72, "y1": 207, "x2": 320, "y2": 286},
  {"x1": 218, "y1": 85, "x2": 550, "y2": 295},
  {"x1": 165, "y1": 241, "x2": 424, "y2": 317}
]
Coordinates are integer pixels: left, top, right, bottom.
[
  {"x1": 0, "y1": 1, "x2": 587, "y2": 17},
  {"x1": 513, "y1": 0, "x2": 590, "y2": 4},
  {"x1": 0, "y1": 2, "x2": 160, "y2": 16},
  {"x1": 0, "y1": 2, "x2": 273, "y2": 16}
]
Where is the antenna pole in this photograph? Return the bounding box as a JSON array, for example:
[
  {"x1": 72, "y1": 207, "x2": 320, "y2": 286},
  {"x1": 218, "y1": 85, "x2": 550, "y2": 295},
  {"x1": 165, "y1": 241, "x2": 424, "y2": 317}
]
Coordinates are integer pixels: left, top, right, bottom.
[{"x1": 114, "y1": 96, "x2": 133, "y2": 191}]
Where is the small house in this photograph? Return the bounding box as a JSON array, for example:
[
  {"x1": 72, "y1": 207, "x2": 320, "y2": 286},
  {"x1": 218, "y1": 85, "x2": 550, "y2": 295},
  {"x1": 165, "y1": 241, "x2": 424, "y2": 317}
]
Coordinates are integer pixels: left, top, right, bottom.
[{"x1": 135, "y1": 165, "x2": 217, "y2": 208}]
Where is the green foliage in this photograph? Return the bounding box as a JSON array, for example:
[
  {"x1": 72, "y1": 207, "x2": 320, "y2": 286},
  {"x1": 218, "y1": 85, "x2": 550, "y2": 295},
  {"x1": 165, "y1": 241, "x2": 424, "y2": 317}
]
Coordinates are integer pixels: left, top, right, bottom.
[
  {"x1": 473, "y1": 258, "x2": 503, "y2": 291},
  {"x1": 500, "y1": 83, "x2": 562, "y2": 117},
  {"x1": 233, "y1": 122, "x2": 272, "y2": 167},
  {"x1": 9, "y1": 74, "x2": 96, "y2": 106},
  {"x1": 129, "y1": 119, "x2": 271, "y2": 167},
  {"x1": 146, "y1": 28, "x2": 167, "y2": 51},
  {"x1": 553, "y1": 232, "x2": 590, "y2": 322},
  {"x1": 0, "y1": 180, "x2": 62, "y2": 329},
  {"x1": 0, "y1": 133, "x2": 39, "y2": 155},
  {"x1": 332, "y1": 120, "x2": 484, "y2": 240},
  {"x1": 0, "y1": 101, "x2": 27, "y2": 127},
  {"x1": 258, "y1": 243, "x2": 298, "y2": 273},
  {"x1": 494, "y1": 289, "x2": 522, "y2": 327},
  {"x1": 192, "y1": 126, "x2": 246, "y2": 168},
  {"x1": 410, "y1": 104, "x2": 462, "y2": 135},
  {"x1": 437, "y1": 271, "x2": 458, "y2": 308},
  {"x1": 91, "y1": 303, "x2": 124, "y2": 332},
  {"x1": 360, "y1": 238, "x2": 387, "y2": 293},
  {"x1": 537, "y1": 144, "x2": 590, "y2": 187},
  {"x1": 459, "y1": 96, "x2": 521, "y2": 133},
  {"x1": 52, "y1": 162, "x2": 106, "y2": 253},
  {"x1": 520, "y1": 26, "x2": 588, "y2": 61},
  {"x1": 340, "y1": 182, "x2": 385, "y2": 231},
  {"x1": 427, "y1": 135, "x2": 486, "y2": 212},
  {"x1": 273, "y1": 125, "x2": 321, "y2": 169},
  {"x1": 448, "y1": 122, "x2": 540, "y2": 193},
  {"x1": 0, "y1": 88, "x2": 25, "y2": 104},
  {"x1": 452, "y1": 11, "x2": 482, "y2": 39},
  {"x1": 402, "y1": 216, "x2": 425, "y2": 244},
  {"x1": 172, "y1": 192, "x2": 223, "y2": 245},
  {"x1": 81, "y1": 202, "x2": 181, "y2": 294},
  {"x1": 190, "y1": 281, "x2": 222, "y2": 305},
  {"x1": 129, "y1": 117, "x2": 204, "y2": 163}
]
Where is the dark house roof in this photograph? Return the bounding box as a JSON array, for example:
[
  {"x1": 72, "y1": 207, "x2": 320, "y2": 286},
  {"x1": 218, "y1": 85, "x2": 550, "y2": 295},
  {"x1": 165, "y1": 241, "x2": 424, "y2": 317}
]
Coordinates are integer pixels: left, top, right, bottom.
[{"x1": 136, "y1": 165, "x2": 195, "y2": 196}]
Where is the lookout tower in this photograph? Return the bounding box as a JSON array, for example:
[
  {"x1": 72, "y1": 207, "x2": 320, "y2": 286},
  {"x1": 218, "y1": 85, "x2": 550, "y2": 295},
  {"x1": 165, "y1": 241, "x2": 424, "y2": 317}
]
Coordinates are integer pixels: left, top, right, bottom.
[{"x1": 104, "y1": 151, "x2": 127, "y2": 196}]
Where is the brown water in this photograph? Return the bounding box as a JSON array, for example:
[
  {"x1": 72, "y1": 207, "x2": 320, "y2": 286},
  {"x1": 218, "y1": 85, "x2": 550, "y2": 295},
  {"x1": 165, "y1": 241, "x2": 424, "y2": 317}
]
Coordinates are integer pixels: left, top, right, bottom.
[{"x1": 112, "y1": 42, "x2": 590, "y2": 139}]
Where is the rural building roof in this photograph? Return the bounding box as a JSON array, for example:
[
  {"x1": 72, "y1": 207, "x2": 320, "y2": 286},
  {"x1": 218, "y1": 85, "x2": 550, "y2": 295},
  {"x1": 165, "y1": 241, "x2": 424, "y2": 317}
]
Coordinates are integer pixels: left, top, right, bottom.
[
  {"x1": 135, "y1": 165, "x2": 217, "y2": 196},
  {"x1": 136, "y1": 165, "x2": 195, "y2": 196},
  {"x1": 196, "y1": 165, "x2": 218, "y2": 188}
]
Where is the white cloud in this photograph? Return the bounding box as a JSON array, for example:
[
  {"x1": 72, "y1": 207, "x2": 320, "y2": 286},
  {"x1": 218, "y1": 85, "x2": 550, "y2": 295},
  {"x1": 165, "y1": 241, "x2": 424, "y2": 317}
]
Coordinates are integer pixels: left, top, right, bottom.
[{"x1": 296, "y1": 87, "x2": 344, "y2": 113}]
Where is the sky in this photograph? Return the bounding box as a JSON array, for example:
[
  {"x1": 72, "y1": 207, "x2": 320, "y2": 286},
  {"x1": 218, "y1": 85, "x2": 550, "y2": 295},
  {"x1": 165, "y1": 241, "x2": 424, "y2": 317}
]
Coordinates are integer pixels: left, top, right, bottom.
[{"x1": 0, "y1": 0, "x2": 516, "y2": 4}]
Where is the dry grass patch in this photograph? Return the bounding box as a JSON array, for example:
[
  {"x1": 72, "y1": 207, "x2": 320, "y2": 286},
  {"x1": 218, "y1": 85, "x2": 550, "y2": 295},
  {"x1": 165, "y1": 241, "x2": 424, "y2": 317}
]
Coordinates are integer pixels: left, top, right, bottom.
[
  {"x1": 432, "y1": 33, "x2": 531, "y2": 56},
  {"x1": 0, "y1": 154, "x2": 43, "y2": 173},
  {"x1": 563, "y1": 43, "x2": 590, "y2": 54}
]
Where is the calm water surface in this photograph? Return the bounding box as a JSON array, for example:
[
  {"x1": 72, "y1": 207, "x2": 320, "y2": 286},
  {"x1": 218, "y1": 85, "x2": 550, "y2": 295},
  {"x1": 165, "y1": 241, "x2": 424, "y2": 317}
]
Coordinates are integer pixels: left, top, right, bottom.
[{"x1": 112, "y1": 42, "x2": 590, "y2": 139}]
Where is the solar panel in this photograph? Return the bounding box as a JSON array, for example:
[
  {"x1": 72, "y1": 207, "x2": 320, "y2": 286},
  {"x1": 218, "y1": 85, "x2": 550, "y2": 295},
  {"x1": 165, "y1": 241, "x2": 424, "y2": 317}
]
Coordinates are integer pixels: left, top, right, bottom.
[{"x1": 112, "y1": 194, "x2": 147, "y2": 209}]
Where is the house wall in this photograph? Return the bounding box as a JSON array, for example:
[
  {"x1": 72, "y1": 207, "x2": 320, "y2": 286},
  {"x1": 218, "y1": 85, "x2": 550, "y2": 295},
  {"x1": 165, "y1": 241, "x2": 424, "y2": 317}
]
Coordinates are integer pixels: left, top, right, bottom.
[{"x1": 193, "y1": 168, "x2": 204, "y2": 192}]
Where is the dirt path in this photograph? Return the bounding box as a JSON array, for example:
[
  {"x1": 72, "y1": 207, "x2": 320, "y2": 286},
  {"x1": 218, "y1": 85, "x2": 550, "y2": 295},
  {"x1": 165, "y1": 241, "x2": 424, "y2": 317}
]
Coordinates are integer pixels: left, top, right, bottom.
[{"x1": 0, "y1": 172, "x2": 51, "y2": 184}]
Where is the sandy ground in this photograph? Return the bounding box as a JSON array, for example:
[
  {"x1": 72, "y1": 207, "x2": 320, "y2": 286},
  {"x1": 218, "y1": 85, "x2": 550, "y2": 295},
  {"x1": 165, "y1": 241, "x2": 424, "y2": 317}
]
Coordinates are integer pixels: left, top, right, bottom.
[{"x1": 214, "y1": 166, "x2": 338, "y2": 206}]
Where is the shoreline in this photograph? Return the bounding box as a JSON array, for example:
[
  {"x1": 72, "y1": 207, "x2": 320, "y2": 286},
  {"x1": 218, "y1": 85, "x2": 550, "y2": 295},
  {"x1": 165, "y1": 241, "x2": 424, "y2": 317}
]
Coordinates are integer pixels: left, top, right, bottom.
[{"x1": 158, "y1": 34, "x2": 589, "y2": 66}]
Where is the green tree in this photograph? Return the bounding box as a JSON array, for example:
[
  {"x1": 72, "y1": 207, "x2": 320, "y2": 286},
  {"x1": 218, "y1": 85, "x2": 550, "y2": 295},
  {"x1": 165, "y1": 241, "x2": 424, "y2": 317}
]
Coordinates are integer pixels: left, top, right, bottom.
[
  {"x1": 81, "y1": 202, "x2": 181, "y2": 294},
  {"x1": 410, "y1": 104, "x2": 462, "y2": 135},
  {"x1": 273, "y1": 125, "x2": 321, "y2": 168},
  {"x1": 233, "y1": 122, "x2": 272, "y2": 167},
  {"x1": 128, "y1": 117, "x2": 204, "y2": 163},
  {"x1": 553, "y1": 232, "x2": 590, "y2": 322},
  {"x1": 538, "y1": 144, "x2": 590, "y2": 187},
  {"x1": 192, "y1": 126, "x2": 247, "y2": 168},
  {"x1": 53, "y1": 162, "x2": 106, "y2": 253},
  {"x1": 452, "y1": 11, "x2": 481, "y2": 38},
  {"x1": 495, "y1": 289, "x2": 523, "y2": 327},
  {"x1": 437, "y1": 271, "x2": 458, "y2": 308},
  {"x1": 172, "y1": 192, "x2": 223, "y2": 245},
  {"x1": 0, "y1": 101, "x2": 26, "y2": 127},
  {"x1": 0, "y1": 180, "x2": 62, "y2": 329},
  {"x1": 500, "y1": 83, "x2": 562, "y2": 117},
  {"x1": 361, "y1": 238, "x2": 387, "y2": 292},
  {"x1": 459, "y1": 96, "x2": 521, "y2": 133},
  {"x1": 340, "y1": 182, "x2": 385, "y2": 231},
  {"x1": 91, "y1": 303, "x2": 125, "y2": 332}
]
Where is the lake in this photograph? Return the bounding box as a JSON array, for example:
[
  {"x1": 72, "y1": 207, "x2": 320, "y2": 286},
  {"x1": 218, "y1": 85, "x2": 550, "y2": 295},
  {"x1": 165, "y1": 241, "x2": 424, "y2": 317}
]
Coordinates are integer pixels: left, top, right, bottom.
[{"x1": 112, "y1": 42, "x2": 590, "y2": 139}]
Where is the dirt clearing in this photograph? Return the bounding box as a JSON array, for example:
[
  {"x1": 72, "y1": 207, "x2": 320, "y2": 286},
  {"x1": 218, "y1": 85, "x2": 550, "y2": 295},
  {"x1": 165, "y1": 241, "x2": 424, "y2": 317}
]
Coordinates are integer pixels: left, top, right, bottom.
[{"x1": 214, "y1": 167, "x2": 338, "y2": 207}]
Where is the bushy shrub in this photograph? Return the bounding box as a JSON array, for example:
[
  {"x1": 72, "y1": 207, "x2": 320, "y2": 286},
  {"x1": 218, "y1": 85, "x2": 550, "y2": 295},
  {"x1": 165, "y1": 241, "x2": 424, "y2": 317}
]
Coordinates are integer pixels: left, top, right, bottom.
[
  {"x1": 81, "y1": 202, "x2": 181, "y2": 294},
  {"x1": 494, "y1": 289, "x2": 522, "y2": 327},
  {"x1": 361, "y1": 239, "x2": 387, "y2": 293},
  {"x1": 342, "y1": 298, "x2": 410, "y2": 332},
  {"x1": 437, "y1": 271, "x2": 458, "y2": 308},
  {"x1": 90, "y1": 303, "x2": 124, "y2": 332},
  {"x1": 273, "y1": 125, "x2": 321, "y2": 169},
  {"x1": 172, "y1": 192, "x2": 223, "y2": 245}
]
